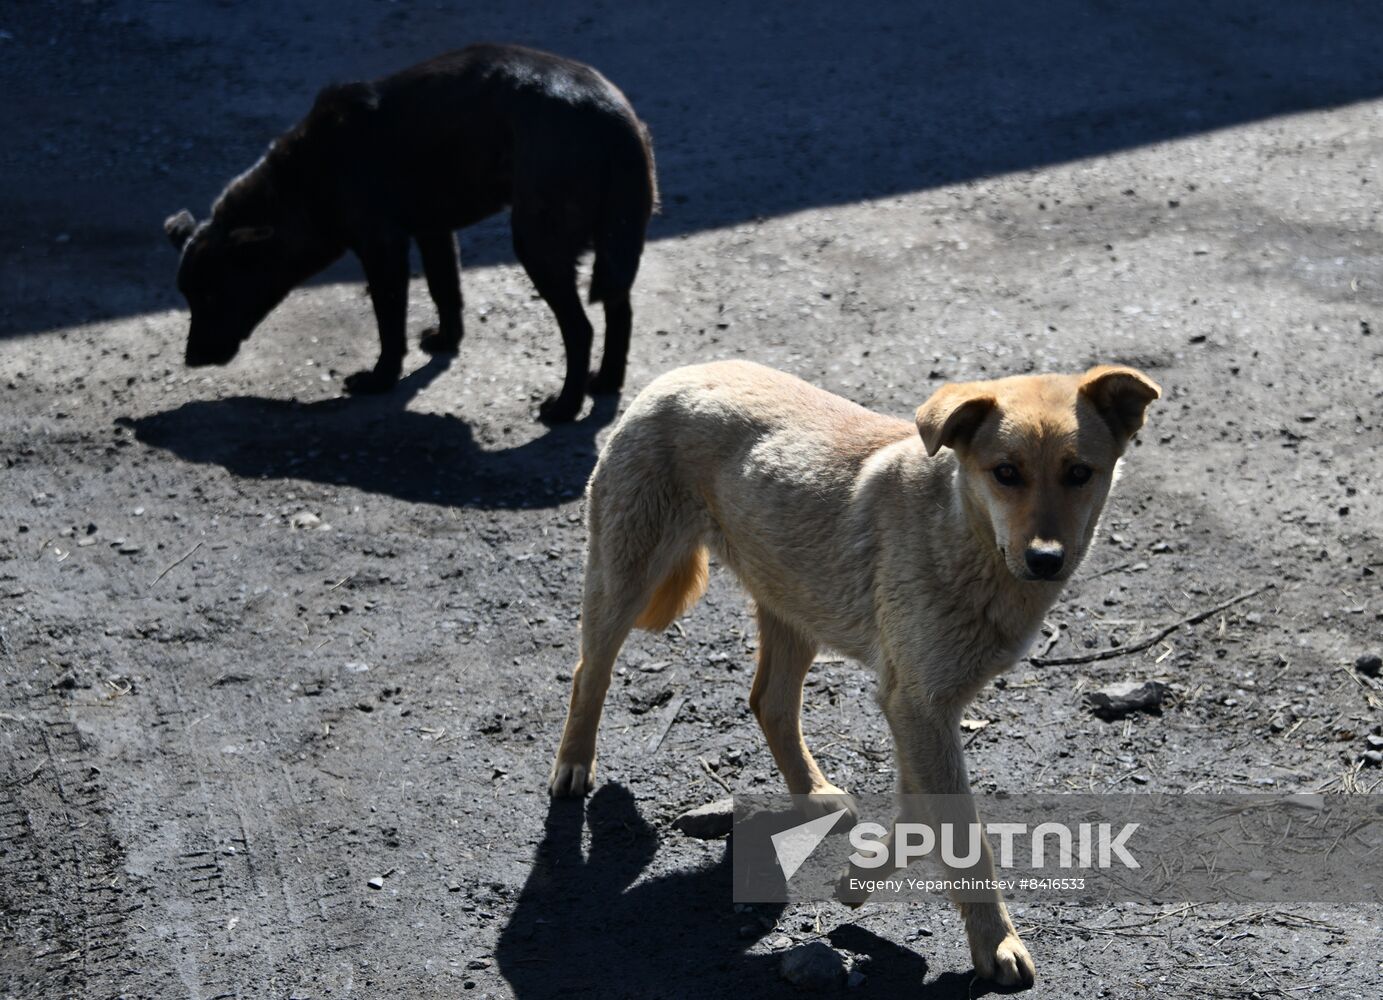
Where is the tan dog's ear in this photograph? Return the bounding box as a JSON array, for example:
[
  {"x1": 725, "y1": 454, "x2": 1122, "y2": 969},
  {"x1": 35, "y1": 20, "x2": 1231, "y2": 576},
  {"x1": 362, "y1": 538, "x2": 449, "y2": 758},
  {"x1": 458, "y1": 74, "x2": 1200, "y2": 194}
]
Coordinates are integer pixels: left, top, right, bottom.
[
  {"x1": 1079, "y1": 366, "x2": 1162, "y2": 444},
  {"x1": 916, "y1": 384, "x2": 997, "y2": 457}
]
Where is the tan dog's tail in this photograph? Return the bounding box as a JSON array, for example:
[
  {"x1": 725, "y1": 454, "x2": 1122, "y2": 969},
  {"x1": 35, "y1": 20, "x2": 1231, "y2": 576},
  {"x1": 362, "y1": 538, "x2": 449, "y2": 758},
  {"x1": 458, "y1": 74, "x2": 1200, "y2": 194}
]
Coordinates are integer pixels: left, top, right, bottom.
[{"x1": 634, "y1": 546, "x2": 708, "y2": 631}]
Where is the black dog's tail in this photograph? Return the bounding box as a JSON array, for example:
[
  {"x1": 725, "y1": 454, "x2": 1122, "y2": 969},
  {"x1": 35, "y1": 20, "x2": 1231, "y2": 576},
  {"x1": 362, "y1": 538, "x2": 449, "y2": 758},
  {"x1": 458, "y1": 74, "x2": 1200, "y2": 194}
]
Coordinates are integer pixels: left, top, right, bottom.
[{"x1": 589, "y1": 116, "x2": 657, "y2": 305}]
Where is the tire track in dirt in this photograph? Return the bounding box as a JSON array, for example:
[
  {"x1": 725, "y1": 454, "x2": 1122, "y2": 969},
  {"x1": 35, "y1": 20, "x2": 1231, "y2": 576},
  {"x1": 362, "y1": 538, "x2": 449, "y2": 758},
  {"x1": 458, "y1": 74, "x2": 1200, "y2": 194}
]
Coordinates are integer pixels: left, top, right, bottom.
[
  {"x1": 124, "y1": 664, "x2": 375, "y2": 997},
  {"x1": 0, "y1": 716, "x2": 145, "y2": 999}
]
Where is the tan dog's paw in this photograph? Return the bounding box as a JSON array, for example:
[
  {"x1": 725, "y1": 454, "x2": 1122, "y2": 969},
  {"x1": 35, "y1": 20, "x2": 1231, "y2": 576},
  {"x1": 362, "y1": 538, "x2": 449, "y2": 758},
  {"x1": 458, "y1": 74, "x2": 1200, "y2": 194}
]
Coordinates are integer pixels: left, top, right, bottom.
[
  {"x1": 973, "y1": 931, "x2": 1035, "y2": 989},
  {"x1": 803, "y1": 784, "x2": 860, "y2": 823},
  {"x1": 548, "y1": 757, "x2": 595, "y2": 798}
]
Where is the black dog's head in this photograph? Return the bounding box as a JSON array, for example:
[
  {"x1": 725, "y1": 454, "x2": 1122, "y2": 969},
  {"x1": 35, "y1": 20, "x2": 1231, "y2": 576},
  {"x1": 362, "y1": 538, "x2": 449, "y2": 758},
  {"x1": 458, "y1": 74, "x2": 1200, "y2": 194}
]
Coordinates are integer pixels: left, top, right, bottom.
[
  {"x1": 165, "y1": 84, "x2": 378, "y2": 369},
  {"x1": 164, "y1": 209, "x2": 301, "y2": 366}
]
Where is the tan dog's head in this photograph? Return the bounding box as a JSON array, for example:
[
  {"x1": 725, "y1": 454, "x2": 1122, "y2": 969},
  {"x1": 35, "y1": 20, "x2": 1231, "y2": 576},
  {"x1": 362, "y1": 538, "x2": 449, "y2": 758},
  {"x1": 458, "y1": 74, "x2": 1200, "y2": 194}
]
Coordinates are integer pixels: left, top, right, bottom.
[{"x1": 916, "y1": 366, "x2": 1161, "y2": 583}]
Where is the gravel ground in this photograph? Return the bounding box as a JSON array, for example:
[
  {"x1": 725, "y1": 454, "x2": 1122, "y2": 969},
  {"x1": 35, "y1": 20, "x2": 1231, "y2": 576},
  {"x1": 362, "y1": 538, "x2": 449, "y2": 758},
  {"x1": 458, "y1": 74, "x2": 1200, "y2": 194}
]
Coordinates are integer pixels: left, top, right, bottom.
[{"x1": 2, "y1": 2, "x2": 1381, "y2": 998}]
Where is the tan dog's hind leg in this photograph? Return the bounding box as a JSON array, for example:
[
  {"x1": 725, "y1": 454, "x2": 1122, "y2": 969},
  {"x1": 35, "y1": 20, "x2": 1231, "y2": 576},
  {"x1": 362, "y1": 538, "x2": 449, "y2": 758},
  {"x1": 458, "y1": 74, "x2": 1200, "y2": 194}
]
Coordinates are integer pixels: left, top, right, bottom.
[
  {"x1": 548, "y1": 573, "x2": 642, "y2": 797},
  {"x1": 550, "y1": 505, "x2": 707, "y2": 797},
  {"x1": 749, "y1": 608, "x2": 857, "y2": 819}
]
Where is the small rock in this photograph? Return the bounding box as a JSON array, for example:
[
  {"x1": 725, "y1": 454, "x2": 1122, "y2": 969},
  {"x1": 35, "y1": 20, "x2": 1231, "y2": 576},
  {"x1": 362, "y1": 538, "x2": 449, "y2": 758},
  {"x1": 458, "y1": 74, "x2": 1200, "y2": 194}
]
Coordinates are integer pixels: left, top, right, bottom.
[
  {"x1": 780, "y1": 942, "x2": 846, "y2": 991},
  {"x1": 356, "y1": 701, "x2": 375, "y2": 713},
  {"x1": 1354, "y1": 654, "x2": 1381, "y2": 678},
  {"x1": 1362, "y1": 750, "x2": 1383, "y2": 768},
  {"x1": 1366, "y1": 735, "x2": 1383, "y2": 751},
  {"x1": 466, "y1": 958, "x2": 491, "y2": 970},
  {"x1": 672, "y1": 797, "x2": 734, "y2": 839},
  {"x1": 290, "y1": 512, "x2": 323, "y2": 530},
  {"x1": 1085, "y1": 681, "x2": 1171, "y2": 722},
  {"x1": 118, "y1": 542, "x2": 141, "y2": 555},
  {"x1": 367, "y1": 876, "x2": 385, "y2": 890}
]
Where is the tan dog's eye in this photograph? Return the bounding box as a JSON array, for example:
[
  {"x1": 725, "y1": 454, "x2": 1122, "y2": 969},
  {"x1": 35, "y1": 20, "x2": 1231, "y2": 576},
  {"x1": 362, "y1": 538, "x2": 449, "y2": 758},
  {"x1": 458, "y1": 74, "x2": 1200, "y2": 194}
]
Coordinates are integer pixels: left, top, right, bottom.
[
  {"x1": 1066, "y1": 464, "x2": 1093, "y2": 487},
  {"x1": 993, "y1": 463, "x2": 1022, "y2": 487}
]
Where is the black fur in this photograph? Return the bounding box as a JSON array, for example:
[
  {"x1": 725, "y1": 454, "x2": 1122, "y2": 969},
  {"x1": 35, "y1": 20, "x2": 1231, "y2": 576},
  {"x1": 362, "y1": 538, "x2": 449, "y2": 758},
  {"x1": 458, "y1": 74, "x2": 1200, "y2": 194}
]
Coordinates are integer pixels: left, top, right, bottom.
[{"x1": 165, "y1": 44, "x2": 658, "y2": 421}]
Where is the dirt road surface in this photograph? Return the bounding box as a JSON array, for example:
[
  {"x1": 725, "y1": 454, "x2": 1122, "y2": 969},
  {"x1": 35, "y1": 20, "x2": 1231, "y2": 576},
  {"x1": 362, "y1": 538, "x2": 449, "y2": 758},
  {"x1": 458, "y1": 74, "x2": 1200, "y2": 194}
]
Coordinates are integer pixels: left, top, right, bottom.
[{"x1": 2, "y1": 2, "x2": 1381, "y2": 997}]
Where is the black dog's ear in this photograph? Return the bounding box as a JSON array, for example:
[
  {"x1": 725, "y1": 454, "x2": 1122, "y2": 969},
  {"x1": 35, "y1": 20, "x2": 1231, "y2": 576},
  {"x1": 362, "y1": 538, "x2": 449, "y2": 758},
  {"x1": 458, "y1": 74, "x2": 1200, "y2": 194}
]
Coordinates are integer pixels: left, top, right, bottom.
[
  {"x1": 164, "y1": 209, "x2": 198, "y2": 251},
  {"x1": 309, "y1": 81, "x2": 380, "y2": 127},
  {"x1": 916, "y1": 383, "x2": 998, "y2": 457},
  {"x1": 228, "y1": 225, "x2": 275, "y2": 245}
]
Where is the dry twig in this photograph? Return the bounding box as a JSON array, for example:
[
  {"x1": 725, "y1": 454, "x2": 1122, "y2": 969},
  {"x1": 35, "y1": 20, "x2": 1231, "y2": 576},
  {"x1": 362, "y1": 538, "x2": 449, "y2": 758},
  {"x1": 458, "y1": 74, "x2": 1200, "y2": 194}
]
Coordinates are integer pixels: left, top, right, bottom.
[
  {"x1": 1031, "y1": 584, "x2": 1275, "y2": 666},
  {"x1": 149, "y1": 541, "x2": 204, "y2": 588}
]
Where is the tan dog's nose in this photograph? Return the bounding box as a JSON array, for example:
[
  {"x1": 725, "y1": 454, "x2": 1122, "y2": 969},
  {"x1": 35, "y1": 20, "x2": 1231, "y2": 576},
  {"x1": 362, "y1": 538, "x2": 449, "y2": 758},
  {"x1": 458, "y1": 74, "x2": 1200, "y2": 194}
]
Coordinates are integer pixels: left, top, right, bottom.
[{"x1": 1024, "y1": 542, "x2": 1064, "y2": 579}]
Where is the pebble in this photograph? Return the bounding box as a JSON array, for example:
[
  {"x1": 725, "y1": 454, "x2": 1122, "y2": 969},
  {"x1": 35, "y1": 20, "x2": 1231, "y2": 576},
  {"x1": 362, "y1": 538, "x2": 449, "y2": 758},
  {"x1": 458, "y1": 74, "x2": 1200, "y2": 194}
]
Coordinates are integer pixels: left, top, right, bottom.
[
  {"x1": 671, "y1": 797, "x2": 735, "y2": 839},
  {"x1": 1362, "y1": 751, "x2": 1383, "y2": 768},
  {"x1": 367, "y1": 876, "x2": 385, "y2": 890},
  {"x1": 780, "y1": 942, "x2": 846, "y2": 991},
  {"x1": 1085, "y1": 681, "x2": 1171, "y2": 721}
]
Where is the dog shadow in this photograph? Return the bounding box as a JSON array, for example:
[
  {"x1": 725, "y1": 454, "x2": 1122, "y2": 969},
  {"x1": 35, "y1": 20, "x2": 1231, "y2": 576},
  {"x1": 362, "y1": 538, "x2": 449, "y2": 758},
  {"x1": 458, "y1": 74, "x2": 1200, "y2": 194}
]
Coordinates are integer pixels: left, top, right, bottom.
[
  {"x1": 126, "y1": 356, "x2": 618, "y2": 510},
  {"x1": 496, "y1": 785, "x2": 988, "y2": 998}
]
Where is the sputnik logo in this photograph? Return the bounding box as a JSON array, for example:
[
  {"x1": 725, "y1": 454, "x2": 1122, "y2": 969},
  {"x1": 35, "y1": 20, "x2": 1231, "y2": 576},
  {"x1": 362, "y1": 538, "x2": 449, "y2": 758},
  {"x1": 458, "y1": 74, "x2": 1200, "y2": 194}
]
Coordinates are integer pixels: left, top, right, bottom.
[{"x1": 770, "y1": 808, "x2": 850, "y2": 880}]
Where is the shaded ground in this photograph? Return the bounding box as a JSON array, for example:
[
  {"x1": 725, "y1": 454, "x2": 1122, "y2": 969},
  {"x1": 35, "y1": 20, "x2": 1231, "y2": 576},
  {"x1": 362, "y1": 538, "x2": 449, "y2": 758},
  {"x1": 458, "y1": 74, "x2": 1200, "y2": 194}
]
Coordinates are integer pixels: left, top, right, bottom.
[{"x1": 2, "y1": 2, "x2": 1381, "y2": 999}]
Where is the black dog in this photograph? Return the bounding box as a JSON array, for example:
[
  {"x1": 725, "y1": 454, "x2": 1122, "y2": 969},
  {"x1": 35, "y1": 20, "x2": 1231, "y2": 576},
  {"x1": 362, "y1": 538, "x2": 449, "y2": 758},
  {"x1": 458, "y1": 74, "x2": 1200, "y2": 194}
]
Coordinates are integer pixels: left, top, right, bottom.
[{"x1": 164, "y1": 44, "x2": 657, "y2": 421}]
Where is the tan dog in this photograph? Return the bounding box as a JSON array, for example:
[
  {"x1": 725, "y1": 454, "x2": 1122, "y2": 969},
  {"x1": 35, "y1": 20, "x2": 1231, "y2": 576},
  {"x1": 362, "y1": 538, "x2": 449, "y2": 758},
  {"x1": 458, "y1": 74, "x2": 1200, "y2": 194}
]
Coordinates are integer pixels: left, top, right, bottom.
[{"x1": 549, "y1": 360, "x2": 1160, "y2": 987}]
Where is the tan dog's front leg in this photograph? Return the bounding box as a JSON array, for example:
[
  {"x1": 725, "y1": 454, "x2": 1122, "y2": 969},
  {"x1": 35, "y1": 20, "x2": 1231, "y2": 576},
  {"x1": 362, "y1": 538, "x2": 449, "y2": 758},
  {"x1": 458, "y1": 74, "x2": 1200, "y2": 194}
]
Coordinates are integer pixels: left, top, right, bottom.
[{"x1": 878, "y1": 690, "x2": 1035, "y2": 989}]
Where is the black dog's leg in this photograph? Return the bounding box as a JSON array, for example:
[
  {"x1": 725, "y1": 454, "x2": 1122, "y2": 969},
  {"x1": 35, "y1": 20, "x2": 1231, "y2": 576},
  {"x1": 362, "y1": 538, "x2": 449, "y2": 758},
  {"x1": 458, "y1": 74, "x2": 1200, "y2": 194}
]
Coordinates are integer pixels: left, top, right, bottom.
[
  {"x1": 512, "y1": 217, "x2": 591, "y2": 423},
  {"x1": 346, "y1": 235, "x2": 409, "y2": 394},
  {"x1": 589, "y1": 291, "x2": 631, "y2": 395},
  {"x1": 417, "y1": 229, "x2": 463, "y2": 355}
]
